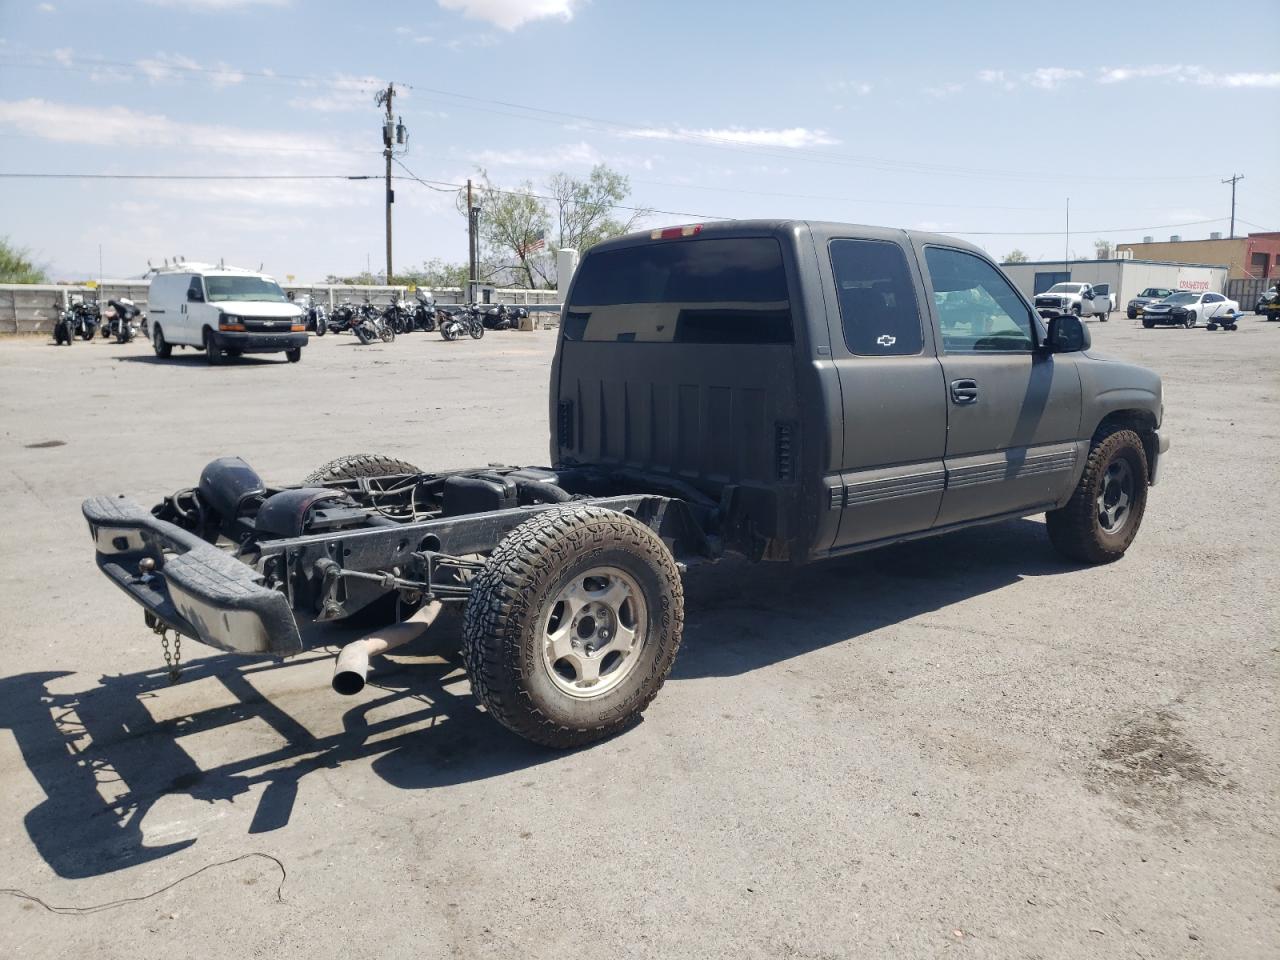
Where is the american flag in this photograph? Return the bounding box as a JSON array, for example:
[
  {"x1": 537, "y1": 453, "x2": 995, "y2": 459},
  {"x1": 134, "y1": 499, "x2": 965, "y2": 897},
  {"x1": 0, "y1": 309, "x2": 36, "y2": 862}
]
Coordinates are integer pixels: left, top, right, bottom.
[{"x1": 520, "y1": 231, "x2": 546, "y2": 257}]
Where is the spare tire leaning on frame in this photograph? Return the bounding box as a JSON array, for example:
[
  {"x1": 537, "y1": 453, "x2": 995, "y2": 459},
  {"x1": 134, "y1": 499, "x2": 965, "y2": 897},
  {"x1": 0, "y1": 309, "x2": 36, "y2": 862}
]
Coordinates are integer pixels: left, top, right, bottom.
[{"x1": 462, "y1": 504, "x2": 685, "y2": 748}]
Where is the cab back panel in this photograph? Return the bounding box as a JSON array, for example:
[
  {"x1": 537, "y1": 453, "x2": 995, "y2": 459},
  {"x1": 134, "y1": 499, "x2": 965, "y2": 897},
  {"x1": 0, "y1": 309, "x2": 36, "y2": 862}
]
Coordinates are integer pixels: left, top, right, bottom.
[
  {"x1": 553, "y1": 233, "x2": 802, "y2": 492},
  {"x1": 560, "y1": 343, "x2": 793, "y2": 486}
]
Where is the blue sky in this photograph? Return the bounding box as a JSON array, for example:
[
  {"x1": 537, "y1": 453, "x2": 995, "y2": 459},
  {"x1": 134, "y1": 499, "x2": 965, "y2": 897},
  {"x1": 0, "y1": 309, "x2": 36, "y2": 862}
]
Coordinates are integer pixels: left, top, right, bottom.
[{"x1": 1, "y1": 0, "x2": 1277, "y2": 281}]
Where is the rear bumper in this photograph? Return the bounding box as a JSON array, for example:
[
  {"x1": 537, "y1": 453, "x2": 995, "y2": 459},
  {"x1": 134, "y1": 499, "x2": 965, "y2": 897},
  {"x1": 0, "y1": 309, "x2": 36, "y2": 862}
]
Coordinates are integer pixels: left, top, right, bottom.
[
  {"x1": 82, "y1": 496, "x2": 302, "y2": 656},
  {"x1": 213, "y1": 331, "x2": 307, "y2": 353}
]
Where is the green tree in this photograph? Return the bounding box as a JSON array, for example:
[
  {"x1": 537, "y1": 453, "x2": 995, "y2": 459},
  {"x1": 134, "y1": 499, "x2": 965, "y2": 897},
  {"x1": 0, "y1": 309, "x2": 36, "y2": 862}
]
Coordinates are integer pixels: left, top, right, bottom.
[
  {"x1": 547, "y1": 165, "x2": 649, "y2": 253},
  {"x1": 1003, "y1": 249, "x2": 1029, "y2": 264},
  {"x1": 0, "y1": 238, "x2": 48, "y2": 283},
  {"x1": 457, "y1": 164, "x2": 650, "y2": 289}
]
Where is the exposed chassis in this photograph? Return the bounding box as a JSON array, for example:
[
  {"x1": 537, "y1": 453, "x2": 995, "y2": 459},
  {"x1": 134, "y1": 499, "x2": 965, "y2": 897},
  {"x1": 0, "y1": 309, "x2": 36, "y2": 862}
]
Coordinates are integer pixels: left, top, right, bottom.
[{"x1": 84, "y1": 488, "x2": 712, "y2": 659}]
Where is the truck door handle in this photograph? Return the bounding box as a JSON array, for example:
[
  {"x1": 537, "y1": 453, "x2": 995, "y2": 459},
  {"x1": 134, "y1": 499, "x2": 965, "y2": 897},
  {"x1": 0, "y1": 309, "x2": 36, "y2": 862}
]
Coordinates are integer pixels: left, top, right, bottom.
[{"x1": 950, "y1": 379, "x2": 978, "y2": 404}]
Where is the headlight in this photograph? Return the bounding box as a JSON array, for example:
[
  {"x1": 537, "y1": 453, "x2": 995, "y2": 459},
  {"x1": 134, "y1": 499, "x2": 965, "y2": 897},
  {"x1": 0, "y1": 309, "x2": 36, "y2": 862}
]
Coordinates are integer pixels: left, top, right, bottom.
[{"x1": 219, "y1": 314, "x2": 245, "y2": 331}]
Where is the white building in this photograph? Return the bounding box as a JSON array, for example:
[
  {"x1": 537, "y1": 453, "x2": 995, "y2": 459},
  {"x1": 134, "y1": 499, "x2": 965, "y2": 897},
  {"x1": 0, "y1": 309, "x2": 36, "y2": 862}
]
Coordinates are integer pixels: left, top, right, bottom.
[{"x1": 1000, "y1": 258, "x2": 1229, "y2": 308}]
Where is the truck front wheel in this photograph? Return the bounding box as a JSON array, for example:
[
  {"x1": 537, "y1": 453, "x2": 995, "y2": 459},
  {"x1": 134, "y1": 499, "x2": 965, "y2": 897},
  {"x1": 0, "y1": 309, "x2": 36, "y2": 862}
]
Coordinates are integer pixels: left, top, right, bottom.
[
  {"x1": 463, "y1": 505, "x2": 685, "y2": 748},
  {"x1": 1046, "y1": 429, "x2": 1149, "y2": 564}
]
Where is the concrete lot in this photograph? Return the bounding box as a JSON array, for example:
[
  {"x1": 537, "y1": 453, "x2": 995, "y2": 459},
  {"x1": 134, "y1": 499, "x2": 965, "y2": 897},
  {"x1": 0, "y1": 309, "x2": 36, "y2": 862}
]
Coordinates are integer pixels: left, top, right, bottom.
[{"x1": 0, "y1": 318, "x2": 1276, "y2": 959}]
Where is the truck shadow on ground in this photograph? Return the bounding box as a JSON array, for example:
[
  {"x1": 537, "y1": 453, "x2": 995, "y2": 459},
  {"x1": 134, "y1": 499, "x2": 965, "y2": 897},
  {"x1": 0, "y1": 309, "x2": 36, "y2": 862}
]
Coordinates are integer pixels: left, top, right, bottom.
[{"x1": 1, "y1": 517, "x2": 1069, "y2": 880}]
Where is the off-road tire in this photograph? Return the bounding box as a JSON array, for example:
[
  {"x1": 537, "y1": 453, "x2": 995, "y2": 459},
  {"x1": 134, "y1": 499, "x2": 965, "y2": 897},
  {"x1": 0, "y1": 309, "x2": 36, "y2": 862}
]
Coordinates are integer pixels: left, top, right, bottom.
[
  {"x1": 303, "y1": 453, "x2": 422, "y2": 486},
  {"x1": 1206, "y1": 323, "x2": 1218, "y2": 331},
  {"x1": 1046, "y1": 429, "x2": 1149, "y2": 565},
  {"x1": 462, "y1": 505, "x2": 685, "y2": 748}
]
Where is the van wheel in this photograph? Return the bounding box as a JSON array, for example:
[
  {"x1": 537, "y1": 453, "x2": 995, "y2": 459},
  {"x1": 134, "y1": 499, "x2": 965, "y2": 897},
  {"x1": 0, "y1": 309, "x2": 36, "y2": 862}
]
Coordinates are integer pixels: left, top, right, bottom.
[
  {"x1": 1046, "y1": 429, "x2": 1149, "y2": 565},
  {"x1": 285, "y1": 348, "x2": 302, "y2": 363},
  {"x1": 204, "y1": 330, "x2": 223, "y2": 365},
  {"x1": 152, "y1": 325, "x2": 172, "y2": 358},
  {"x1": 462, "y1": 505, "x2": 685, "y2": 748}
]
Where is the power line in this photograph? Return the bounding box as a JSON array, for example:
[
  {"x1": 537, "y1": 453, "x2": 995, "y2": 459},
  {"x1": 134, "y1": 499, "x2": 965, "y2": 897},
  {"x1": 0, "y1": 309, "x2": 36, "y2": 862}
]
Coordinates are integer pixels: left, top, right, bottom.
[
  {"x1": 0, "y1": 172, "x2": 376, "y2": 181},
  {"x1": 391, "y1": 159, "x2": 731, "y2": 220},
  {"x1": 0, "y1": 172, "x2": 1254, "y2": 238},
  {"x1": 2, "y1": 50, "x2": 1216, "y2": 185}
]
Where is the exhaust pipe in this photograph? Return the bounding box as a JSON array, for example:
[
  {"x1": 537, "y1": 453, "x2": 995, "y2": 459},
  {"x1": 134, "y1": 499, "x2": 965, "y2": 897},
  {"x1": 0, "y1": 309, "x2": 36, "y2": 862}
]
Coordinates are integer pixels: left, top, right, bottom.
[{"x1": 332, "y1": 600, "x2": 442, "y2": 696}]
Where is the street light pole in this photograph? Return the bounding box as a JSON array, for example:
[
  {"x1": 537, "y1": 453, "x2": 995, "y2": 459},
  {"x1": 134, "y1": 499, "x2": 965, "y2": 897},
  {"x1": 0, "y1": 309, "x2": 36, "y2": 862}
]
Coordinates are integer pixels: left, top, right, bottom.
[{"x1": 1222, "y1": 173, "x2": 1243, "y2": 239}]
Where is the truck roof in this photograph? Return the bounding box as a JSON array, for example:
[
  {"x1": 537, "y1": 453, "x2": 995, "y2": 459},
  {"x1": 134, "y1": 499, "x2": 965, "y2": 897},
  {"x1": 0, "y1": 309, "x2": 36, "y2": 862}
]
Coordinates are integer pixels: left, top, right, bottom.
[{"x1": 589, "y1": 219, "x2": 990, "y2": 259}]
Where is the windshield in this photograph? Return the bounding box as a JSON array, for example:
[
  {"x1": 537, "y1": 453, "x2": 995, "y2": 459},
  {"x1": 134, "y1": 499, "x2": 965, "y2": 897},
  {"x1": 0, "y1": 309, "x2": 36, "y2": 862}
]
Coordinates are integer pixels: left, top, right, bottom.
[
  {"x1": 205, "y1": 275, "x2": 288, "y2": 303},
  {"x1": 1139, "y1": 288, "x2": 1174, "y2": 298},
  {"x1": 1166, "y1": 292, "x2": 1196, "y2": 304},
  {"x1": 1047, "y1": 283, "x2": 1084, "y2": 293}
]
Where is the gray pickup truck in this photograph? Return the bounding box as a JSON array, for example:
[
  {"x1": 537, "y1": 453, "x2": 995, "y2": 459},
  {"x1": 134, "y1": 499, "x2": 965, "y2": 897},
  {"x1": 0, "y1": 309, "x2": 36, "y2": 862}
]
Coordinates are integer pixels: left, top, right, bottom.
[{"x1": 83, "y1": 220, "x2": 1167, "y2": 748}]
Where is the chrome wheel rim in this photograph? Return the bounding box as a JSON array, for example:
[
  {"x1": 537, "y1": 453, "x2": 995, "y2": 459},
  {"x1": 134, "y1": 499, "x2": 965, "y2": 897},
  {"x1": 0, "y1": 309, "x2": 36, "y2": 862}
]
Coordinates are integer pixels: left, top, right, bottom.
[
  {"x1": 1097, "y1": 457, "x2": 1134, "y2": 534},
  {"x1": 541, "y1": 566, "x2": 646, "y2": 699}
]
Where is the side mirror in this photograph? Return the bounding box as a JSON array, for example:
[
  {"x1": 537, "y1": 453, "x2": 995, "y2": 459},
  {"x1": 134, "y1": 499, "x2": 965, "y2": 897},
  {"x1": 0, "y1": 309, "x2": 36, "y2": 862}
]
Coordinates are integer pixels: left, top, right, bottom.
[
  {"x1": 1083, "y1": 291, "x2": 1094, "y2": 299},
  {"x1": 187, "y1": 289, "x2": 203, "y2": 303},
  {"x1": 1047, "y1": 314, "x2": 1089, "y2": 352}
]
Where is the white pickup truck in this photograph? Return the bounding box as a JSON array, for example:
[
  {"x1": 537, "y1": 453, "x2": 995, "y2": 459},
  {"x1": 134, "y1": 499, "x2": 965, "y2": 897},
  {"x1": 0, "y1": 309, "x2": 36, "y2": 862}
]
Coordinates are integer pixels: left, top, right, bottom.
[{"x1": 1033, "y1": 282, "x2": 1114, "y2": 321}]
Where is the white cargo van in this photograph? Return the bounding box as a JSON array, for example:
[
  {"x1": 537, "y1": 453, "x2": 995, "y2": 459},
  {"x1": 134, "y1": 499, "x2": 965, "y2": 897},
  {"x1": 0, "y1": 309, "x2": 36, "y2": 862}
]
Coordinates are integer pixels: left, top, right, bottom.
[{"x1": 147, "y1": 264, "x2": 307, "y2": 364}]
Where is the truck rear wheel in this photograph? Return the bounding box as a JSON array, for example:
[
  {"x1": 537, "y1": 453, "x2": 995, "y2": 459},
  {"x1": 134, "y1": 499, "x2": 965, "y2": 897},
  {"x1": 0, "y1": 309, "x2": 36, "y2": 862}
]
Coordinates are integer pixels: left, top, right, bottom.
[
  {"x1": 1046, "y1": 429, "x2": 1149, "y2": 564},
  {"x1": 462, "y1": 505, "x2": 684, "y2": 748}
]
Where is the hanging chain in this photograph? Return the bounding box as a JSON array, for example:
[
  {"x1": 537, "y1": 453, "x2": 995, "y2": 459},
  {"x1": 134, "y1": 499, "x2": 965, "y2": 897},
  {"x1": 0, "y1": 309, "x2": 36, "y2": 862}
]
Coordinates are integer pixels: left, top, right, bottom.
[{"x1": 156, "y1": 624, "x2": 183, "y2": 683}]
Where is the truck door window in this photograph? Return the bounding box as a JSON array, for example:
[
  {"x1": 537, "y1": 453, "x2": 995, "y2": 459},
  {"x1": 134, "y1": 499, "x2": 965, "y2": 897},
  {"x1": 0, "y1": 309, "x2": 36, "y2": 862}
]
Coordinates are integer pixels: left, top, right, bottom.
[
  {"x1": 827, "y1": 239, "x2": 923, "y2": 356},
  {"x1": 187, "y1": 277, "x2": 204, "y2": 302},
  {"x1": 925, "y1": 247, "x2": 1036, "y2": 354},
  {"x1": 564, "y1": 237, "x2": 791, "y2": 343}
]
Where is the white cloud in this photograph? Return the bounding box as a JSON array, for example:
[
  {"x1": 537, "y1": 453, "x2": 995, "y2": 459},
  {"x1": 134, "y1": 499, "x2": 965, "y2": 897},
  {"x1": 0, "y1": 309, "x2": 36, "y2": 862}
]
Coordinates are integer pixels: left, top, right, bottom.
[
  {"x1": 924, "y1": 83, "x2": 964, "y2": 98},
  {"x1": 436, "y1": 0, "x2": 580, "y2": 31},
  {"x1": 38, "y1": 3, "x2": 56, "y2": 12},
  {"x1": 1097, "y1": 63, "x2": 1280, "y2": 88},
  {"x1": 624, "y1": 126, "x2": 839, "y2": 149},
  {"x1": 1028, "y1": 67, "x2": 1083, "y2": 89},
  {"x1": 52, "y1": 46, "x2": 72, "y2": 65},
  {"x1": 0, "y1": 97, "x2": 346, "y2": 158}
]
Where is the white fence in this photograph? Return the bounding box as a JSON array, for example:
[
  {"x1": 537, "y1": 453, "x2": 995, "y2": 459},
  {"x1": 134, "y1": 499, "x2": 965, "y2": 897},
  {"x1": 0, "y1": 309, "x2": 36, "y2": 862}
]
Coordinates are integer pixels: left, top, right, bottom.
[{"x1": 0, "y1": 283, "x2": 562, "y2": 334}]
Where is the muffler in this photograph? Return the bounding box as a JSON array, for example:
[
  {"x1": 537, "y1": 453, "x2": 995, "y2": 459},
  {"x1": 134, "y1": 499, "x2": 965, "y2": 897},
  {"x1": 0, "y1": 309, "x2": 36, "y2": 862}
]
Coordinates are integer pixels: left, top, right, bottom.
[{"x1": 332, "y1": 601, "x2": 442, "y2": 696}]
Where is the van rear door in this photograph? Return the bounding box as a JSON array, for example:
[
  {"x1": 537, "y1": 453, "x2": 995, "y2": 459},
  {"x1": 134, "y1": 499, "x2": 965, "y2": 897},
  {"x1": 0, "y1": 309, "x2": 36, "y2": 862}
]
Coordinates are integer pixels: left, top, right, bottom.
[{"x1": 553, "y1": 234, "x2": 801, "y2": 501}]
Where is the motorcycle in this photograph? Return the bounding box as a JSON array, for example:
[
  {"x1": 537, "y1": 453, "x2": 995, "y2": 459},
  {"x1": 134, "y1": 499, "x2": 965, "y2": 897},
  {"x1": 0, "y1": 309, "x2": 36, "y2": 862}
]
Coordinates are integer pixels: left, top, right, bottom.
[
  {"x1": 69, "y1": 297, "x2": 101, "y2": 340},
  {"x1": 300, "y1": 296, "x2": 327, "y2": 336},
  {"x1": 439, "y1": 305, "x2": 485, "y2": 341},
  {"x1": 353, "y1": 300, "x2": 395, "y2": 345},
  {"x1": 103, "y1": 298, "x2": 140, "y2": 344},
  {"x1": 53, "y1": 300, "x2": 76, "y2": 346},
  {"x1": 329, "y1": 300, "x2": 356, "y2": 335},
  {"x1": 410, "y1": 291, "x2": 438, "y2": 332},
  {"x1": 382, "y1": 297, "x2": 413, "y2": 335},
  {"x1": 481, "y1": 302, "x2": 527, "y2": 330}
]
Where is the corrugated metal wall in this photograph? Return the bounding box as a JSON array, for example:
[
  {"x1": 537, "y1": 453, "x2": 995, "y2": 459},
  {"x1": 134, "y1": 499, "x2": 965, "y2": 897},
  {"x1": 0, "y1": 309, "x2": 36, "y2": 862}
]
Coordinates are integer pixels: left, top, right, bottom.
[{"x1": 0, "y1": 283, "x2": 562, "y2": 334}]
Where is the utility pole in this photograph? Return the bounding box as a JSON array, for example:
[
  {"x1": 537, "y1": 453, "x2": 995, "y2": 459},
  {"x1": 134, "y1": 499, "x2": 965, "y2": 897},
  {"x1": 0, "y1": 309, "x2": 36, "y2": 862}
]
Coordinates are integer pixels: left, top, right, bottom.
[
  {"x1": 1064, "y1": 197, "x2": 1070, "y2": 277},
  {"x1": 1221, "y1": 173, "x2": 1243, "y2": 239},
  {"x1": 375, "y1": 83, "x2": 408, "y2": 282},
  {"x1": 466, "y1": 178, "x2": 479, "y2": 303}
]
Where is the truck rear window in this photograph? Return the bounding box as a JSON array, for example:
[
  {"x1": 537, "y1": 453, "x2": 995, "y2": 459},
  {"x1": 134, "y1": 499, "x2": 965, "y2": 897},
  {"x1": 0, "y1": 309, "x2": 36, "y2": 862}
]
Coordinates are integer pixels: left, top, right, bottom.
[{"x1": 564, "y1": 237, "x2": 791, "y2": 343}]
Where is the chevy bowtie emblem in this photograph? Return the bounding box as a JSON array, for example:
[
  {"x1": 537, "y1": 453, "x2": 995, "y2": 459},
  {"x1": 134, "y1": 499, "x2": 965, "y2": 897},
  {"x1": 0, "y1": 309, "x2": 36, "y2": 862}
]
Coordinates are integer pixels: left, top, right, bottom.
[
  {"x1": 876, "y1": 334, "x2": 896, "y2": 347},
  {"x1": 264, "y1": 321, "x2": 275, "y2": 326}
]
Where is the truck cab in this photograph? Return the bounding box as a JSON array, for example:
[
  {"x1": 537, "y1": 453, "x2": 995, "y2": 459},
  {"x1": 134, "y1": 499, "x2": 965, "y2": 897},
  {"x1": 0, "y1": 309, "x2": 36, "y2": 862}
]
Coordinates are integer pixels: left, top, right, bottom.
[{"x1": 552, "y1": 221, "x2": 1162, "y2": 563}]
